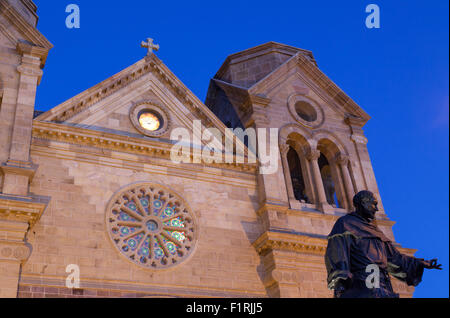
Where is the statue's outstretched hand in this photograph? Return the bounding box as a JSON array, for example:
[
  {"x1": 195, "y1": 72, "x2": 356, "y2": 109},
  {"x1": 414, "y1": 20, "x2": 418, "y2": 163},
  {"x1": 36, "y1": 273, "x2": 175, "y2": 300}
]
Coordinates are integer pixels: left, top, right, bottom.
[{"x1": 422, "y1": 259, "x2": 442, "y2": 270}]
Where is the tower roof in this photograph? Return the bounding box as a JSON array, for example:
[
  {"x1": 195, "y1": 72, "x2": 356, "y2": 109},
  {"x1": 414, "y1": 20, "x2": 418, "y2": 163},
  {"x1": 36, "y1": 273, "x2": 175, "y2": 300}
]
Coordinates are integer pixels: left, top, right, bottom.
[{"x1": 214, "y1": 42, "x2": 317, "y2": 89}]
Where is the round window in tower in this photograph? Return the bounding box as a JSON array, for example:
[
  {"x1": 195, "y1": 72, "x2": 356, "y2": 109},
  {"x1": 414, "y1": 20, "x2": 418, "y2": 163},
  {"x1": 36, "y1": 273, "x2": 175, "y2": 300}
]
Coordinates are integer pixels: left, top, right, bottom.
[
  {"x1": 288, "y1": 94, "x2": 324, "y2": 129},
  {"x1": 295, "y1": 101, "x2": 317, "y2": 122}
]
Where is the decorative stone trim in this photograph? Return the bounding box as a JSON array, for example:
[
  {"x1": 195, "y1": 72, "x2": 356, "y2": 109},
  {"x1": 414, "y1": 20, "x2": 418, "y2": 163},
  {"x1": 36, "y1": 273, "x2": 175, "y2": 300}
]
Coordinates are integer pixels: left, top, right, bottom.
[
  {"x1": 19, "y1": 276, "x2": 266, "y2": 298},
  {"x1": 253, "y1": 230, "x2": 415, "y2": 258},
  {"x1": 253, "y1": 231, "x2": 328, "y2": 256},
  {"x1": 287, "y1": 93, "x2": 324, "y2": 129},
  {"x1": 0, "y1": 23, "x2": 16, "y2": 45},
  {"x1": 0, "y1": 0, "x2": 53, "y2": 52},
  {"x1": 44, "y1": 61, "x2": 155, "y2": 122},
  {"x1": 335, "y1": 153, "x2": 350, "y2": 166},
  {"x1": 0, "y1": 241, "x2": 31, "y2": 263},
  {"x1": 16, "y1": 42, "x2": 49, "y2": 67},
  {"x1": 36, "y1": 55, "x2": 218, "y2": 131},
  {"x1": 351, "y1": 134, "x2": 368, "y2": 145},
  {"x1": 1, "y1": 160, "x2": 37, "y2": 180},
  {"x1": 17, "y1": 63, "x2": 43, "y2": 78},
  {"x1": 106, "y1": 183, "x2": 198, "y2": 270},
  {"x1": 129, "y1": 100, "x2": 171, "y2": 138},
  {"x1": 32, "y1": 121, "x2": 258, "y2": 173},
  {"x1": 0, "y1": 194, "x2": 49, "y2": 228},
  {"x1": 296, "y1": 54, "x2": 370, "y2": 124}
]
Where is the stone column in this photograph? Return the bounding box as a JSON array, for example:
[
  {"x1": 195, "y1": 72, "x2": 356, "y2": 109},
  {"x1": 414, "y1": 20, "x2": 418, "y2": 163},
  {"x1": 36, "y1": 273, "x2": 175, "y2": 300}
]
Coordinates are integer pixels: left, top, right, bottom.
[
  {"x1": 0, "y1": 42, "x2": 50, "y2": 298},
  {"x1": 279, "y1": 143, "x2": 296, "y2": 202},
  {"x1": 306, "y1": 149, "x2": 333, "y2": 213},
  {"x1": 247, "y1": 94, "x2": 288, "y2": 207},
  {"x1": 292, "y1": 144, "x2": 316, "y2": 204},
  {"x1": 346, "y1": 117, "x2": 385, "y2": 213},
  {"x1": 0, "y1": 196, "x2": 48, "y2": 298},
  {"x1": 0, "y1": 220, "x2": 31, "y2": 298},
  {"x1": 1, "y1": 43, "x2": 46, "y2": 197},
  {"x1": 336, "y1": 154, "x2": 355, "y2": 210}
]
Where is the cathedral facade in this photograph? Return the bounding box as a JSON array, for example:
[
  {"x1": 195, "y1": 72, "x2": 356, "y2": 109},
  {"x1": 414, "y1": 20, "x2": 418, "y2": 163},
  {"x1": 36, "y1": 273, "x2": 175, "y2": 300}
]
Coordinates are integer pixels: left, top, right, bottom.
[{"x1": 0, "y1": 0, "x2": 417, "y2": 298}]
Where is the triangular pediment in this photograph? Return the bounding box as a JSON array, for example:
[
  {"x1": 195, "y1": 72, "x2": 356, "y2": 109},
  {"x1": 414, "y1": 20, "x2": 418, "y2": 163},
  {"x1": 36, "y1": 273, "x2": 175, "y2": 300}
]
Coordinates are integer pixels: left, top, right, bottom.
[
  {"x1": 207, "y1": 43, "x2": 370, "y2": 126},
  {"x1": 248, "y1": 53, "x2": 371, "y2": 123},
  {"x1": 36, "y1": 55, "x2": 245, "y2": 151}
]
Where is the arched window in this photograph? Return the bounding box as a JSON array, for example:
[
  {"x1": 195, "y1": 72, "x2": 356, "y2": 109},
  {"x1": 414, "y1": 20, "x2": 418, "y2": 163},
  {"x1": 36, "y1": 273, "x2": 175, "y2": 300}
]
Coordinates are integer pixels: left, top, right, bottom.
[
  {"x1": 318, "y1": 153, "x2": 340, "y2": 208},
  {"x1": 287, "y1": 147, "x2": 309, "y2": 203}
]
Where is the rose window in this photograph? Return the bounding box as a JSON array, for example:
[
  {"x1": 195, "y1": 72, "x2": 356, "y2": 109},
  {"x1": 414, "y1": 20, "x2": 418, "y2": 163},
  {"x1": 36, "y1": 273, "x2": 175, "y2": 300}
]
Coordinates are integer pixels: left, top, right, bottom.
[{"x1": 106, "y1": 183, "x2": 197, "y2": 269}]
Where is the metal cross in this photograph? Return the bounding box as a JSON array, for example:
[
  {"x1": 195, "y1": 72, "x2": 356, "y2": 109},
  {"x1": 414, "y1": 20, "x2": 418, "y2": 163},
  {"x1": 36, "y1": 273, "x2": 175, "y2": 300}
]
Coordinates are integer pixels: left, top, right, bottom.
[{"x1": 141, "y1": 38, "x2": 160, "y2": 56}]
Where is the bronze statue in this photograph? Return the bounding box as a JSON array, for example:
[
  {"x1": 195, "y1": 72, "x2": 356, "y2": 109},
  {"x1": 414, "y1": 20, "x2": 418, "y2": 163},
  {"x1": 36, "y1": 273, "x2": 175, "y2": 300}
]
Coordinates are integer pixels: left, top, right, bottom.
[{"x1": 325, "y1": 190, "x2": 442, "y2": 298}]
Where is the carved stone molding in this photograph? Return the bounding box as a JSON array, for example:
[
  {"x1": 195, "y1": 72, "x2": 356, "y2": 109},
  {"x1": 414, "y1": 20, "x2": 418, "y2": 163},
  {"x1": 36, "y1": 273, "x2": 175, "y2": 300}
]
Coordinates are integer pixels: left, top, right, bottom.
[
  {"x1": 16, "y1": 42, "x2": 50, "y2": 73},
  {"x1": 0, "y1": 241, "x2": 31, "y2": 263},
  {"x1": 37, "y1": 55, "x2": 219, "y2": 131},
  {"x1": 0, "y1": 194, "x2": 49, "y2": 229},
  {"x1": 351, "y1": 134, "x2": 368, "y2": 145},
  {"x1": 260, "y1": 266, "x2": 302, "y2": 290},
  {"x1": 256, "y1": 203, "x2": 290, "y2": 230},
  {"x1": 271, "y1": 269, "x2": 301, "y2": 284},
  {"x1": 345, "y1": 116, "x2": 367, "y2": 128},
  {"x1": 296, "y1": 54, "x2": 370, "y2": 124},
  {"x1": 32, "y1": 121, "x2": 258, "y2": 174},
  {"x1": 305, "y1": 149, "x2": 321, "y2": 161},
  {"x1": 335, "y1": 153, "x2": 350, "y2": 166},
  {"x1": 253, "y1": 231, "x2": 328, "y2": 256},
  {"x1": 248, "y1": 94, "x2": 271, "y2": 108},
  {"x1": 17, "y1": 63, "x2": 43, "y2": 78},
  {"x1": 0, "y1": 1, "x2": 53, "y2": 53}
]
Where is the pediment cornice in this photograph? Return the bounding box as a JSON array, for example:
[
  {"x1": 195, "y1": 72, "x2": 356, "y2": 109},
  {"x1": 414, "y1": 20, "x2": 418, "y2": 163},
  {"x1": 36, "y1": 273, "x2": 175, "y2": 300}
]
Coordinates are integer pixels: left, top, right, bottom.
[
  {"x1": 295, "y1": 54, "x2": 371, "y2": 124},
  {"x1": 253, "y1": 231, "x2": 328, "y2": 256},
  {"x1": 253, "y1": 230, "x2": 418, "y2": 258},
  {"x1": 37, "y1": 54, "x2": 229, "y2": 133},
  {"x1": 32, "y1": 121, "x2": 258, "y2": 174},
  {"x1": 0, "y1": 0, "x2": 52, "y2": 59},
  {"x1": 247, "y1": 52, "x2": 371, "y2": 126},
  {"x1": 0, "y1": 194, "x2": 49, "y2": 228}
]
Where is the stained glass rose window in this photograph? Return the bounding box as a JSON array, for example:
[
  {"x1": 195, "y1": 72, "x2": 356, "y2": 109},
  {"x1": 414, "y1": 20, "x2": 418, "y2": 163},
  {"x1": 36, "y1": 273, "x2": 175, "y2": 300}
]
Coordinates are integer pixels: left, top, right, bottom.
[{"x1": 106, "y1": 183, "x2": 197, "y2": 269}]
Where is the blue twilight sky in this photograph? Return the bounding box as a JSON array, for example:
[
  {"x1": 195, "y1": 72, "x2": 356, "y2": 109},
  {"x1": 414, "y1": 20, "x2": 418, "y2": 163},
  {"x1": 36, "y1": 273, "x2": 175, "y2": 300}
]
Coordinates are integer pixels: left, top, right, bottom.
[{"x1": 32, "y1": 0, "x2": 448, "y2": 297}]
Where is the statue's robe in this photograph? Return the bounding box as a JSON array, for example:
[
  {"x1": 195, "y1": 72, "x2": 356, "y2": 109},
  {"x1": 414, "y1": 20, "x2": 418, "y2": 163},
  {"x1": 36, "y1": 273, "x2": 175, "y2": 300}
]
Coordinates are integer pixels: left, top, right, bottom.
[{"x1": 325, "y1": 212, "x2": 424, "y2": 298}]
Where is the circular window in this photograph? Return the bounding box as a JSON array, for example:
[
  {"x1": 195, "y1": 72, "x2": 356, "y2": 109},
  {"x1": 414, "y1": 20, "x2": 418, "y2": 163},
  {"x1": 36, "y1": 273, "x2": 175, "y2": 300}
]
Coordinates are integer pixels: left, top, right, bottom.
[
  {"x1": 138, "y1": 110, "x2": 163, "y2": 132},
  {"x1": 106, "y1": 183, "x2": 198, "y2": 270},
  {"x1": 295, "y1": 101, "x2": 317, "y2": 122},
  {"x1": 288, "y1": 94, "x2": 324, "y2": 129},
  {"x1": 130, "y1": 101, "x2": 171, "y2": 137}
]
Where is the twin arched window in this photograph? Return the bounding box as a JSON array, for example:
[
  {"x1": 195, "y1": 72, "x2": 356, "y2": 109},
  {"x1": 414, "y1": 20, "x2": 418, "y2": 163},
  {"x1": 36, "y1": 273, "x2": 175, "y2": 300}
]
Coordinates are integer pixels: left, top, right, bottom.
[{"x1": 283, "y1": 139, "x2": 353, "y2": 211}]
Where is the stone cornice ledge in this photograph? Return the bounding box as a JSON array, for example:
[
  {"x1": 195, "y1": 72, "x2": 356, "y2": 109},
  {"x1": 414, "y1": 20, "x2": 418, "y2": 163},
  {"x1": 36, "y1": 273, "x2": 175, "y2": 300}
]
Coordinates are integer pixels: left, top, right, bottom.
[
  {"x1": 253, "y1": 231, "x2": 328, "y2": 256},
  {"x1": 32, "y1": 121, "x2": 258, "y2": 174},
  {"x1": 0, "y1": 193, "x2": 50, "y2": 228},
  {"x1": 0, "y1": 0, "x2": 52, "y2": 51},
  {"x1": 253, "y1": 230, "x2": 418, "y2": 259},
  {"x1": 296, "y1": 54, "x2": 371, "y2": 124}
]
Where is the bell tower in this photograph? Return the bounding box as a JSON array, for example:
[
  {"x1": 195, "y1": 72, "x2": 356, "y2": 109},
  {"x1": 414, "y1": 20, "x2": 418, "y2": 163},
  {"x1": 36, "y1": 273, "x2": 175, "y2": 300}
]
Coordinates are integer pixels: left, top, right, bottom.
[
  {"x1": 205, "y1": 42, "x2": 415, "y2": 297},
  {"x1": 0, "y1": 0, "x2": 52, "y2": 298}
]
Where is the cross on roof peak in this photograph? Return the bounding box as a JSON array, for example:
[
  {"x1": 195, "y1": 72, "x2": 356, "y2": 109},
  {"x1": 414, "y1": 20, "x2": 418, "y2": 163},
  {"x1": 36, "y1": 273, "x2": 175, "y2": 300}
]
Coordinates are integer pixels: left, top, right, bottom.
[{"x1": 141, "y1": 38, "x2": 160, "y2": 56}]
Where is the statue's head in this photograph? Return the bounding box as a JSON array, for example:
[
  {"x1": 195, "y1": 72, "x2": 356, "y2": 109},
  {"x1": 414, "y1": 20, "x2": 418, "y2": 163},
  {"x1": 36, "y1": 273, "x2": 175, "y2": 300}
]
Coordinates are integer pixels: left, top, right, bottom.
[{"x1": 353, "y1": 190, "x2": 379, "y2": 221}]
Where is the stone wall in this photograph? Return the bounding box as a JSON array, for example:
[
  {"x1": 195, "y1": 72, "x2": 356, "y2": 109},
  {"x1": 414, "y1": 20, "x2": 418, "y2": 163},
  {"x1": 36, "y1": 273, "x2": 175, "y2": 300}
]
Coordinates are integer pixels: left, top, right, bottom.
[{"x1": 20, "y1": 145, "x2": 269, "y2": 297}]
